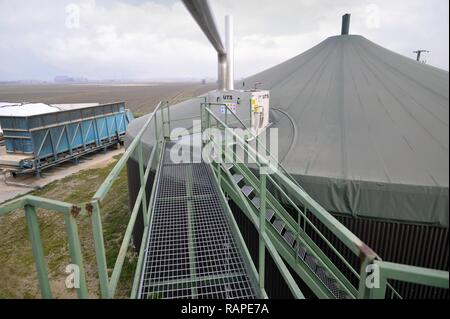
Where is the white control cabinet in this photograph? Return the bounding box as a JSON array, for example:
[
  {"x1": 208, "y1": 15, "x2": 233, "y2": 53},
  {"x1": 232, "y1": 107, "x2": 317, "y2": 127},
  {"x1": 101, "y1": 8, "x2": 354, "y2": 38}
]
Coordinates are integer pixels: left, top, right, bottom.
[{"x1": 207, "y1": 90, "x2": 270, "y2": 136}]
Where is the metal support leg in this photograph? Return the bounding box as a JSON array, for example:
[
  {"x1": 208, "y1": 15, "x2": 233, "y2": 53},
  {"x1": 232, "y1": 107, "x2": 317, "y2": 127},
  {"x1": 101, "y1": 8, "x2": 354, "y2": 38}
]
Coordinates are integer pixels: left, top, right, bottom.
[
  {"x1": 25, "y1": 205, "x2": 52, "y2": 299},
  {"x1": 63, "y1": 212, "x2": 89, "y2": 299},
  {"x1": 259, "y1": 165, "x2": 267, "y2": 291},
  {"x1": 138, "y1": 141, "x2": 148, "y2": 225},
  {"x1": 90, "y1": 201, "x2": 110, "y2": 298}
]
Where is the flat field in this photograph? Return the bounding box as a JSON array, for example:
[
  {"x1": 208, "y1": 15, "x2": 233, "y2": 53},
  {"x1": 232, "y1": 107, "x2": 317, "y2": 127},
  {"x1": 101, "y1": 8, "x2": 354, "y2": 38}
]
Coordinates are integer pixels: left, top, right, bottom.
[{"x1": 0, "y1": 82, "x2": 214, "y2": 115}]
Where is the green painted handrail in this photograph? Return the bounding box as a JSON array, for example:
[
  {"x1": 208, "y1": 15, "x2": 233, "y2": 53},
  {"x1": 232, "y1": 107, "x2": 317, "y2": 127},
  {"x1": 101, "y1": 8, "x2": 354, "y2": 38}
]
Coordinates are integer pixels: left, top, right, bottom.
[
  {"x1": 0, "y1": 196, "x2": 88, "y2": 298},
  {"x1": 205, "y1": 107, "x2": 374, "y2": 259},
  {"x1": 90, "y1": 101, "x2": 166, "y2": 298},
  {"x1": 94, "y1": 101, "x2": 163, "y2": 202},
  {"x1": 203, "y1": 105, "x2": 413, "y2": 299},
  {"x1": 360, "y1": 261, "x2": 449, "y2": 299},
  {"x1": 207, "y1": 126, "x2": 347, "y2": 298},
  {"x1": 202, "y1": 102, "x2": 304, "y2": 190}
]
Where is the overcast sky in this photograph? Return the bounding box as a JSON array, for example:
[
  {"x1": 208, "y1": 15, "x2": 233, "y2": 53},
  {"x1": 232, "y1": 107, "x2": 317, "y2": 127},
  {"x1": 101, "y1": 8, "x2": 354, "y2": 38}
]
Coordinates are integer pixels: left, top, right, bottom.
[{"x1": 0, "y1": 0, "x2": 448, "y2": 81}]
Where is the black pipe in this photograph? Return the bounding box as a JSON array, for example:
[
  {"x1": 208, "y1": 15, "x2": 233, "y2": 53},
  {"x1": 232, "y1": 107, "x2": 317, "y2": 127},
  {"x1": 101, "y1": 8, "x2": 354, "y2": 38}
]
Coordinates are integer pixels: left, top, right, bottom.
[{"x1": 341, "y1": 14, "x2": 351, "y2": 35}]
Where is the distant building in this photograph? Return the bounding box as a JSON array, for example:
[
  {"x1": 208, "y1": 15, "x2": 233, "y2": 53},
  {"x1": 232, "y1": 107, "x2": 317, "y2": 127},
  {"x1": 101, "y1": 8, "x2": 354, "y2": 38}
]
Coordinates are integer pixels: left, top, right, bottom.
[{"x1": 54, "y1": 75, "x2": 88, "y2": 84}]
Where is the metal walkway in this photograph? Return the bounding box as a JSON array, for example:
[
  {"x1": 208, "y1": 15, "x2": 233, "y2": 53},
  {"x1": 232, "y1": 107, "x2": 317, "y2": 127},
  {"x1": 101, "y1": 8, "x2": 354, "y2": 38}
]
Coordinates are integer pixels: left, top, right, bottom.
[{"x1": 137, "y1": 143, "x2": 258, "y2": 299}]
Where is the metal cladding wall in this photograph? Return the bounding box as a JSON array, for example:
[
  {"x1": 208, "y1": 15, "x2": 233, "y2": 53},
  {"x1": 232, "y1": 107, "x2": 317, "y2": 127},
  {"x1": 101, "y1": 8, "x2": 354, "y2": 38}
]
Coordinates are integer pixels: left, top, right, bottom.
[
  {"x1": 303, "y1": 211, "x2": 449, "y2": 299},
  {"x1": 335, "y1": 215, "x2": 449, "y2": 299},
  {"x1": 127, "y1": 157, "x2": 154, "y2": 251}
]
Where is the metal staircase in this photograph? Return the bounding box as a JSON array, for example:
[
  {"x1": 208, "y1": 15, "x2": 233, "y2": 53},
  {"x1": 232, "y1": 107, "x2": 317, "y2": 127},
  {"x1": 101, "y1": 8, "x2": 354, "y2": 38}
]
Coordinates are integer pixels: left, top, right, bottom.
[{"x1": 224, "y1": 161, "x2": 351, "y2": 299}]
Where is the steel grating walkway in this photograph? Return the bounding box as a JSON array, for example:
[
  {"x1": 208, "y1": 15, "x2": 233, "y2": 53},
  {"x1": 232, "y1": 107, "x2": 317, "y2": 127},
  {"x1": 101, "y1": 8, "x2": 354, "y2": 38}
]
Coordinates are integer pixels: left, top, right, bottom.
[{"x1": 137, "y1": 143, "x2": 258, "y2": 299}]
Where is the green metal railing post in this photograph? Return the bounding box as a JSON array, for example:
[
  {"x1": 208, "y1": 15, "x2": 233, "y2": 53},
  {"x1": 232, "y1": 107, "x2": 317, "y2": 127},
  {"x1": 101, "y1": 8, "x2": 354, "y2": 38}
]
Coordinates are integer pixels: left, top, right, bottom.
[
  {"x1": 138, "y1": 141, "x2": 148, "y2": 226},
  {"x1": 216, "y1": 159, "x2": 221, "y2": 184},
  {"x1": 295, "y1": 209, "x2": 301, "y2": 263},
  {"x1": 256, "y1": 136, "x2": 259, "y2": 164},
  {"x1": 166, "y1": 101, "x2": 171, "y2": 135},
  {"x1": 24, "y1": 204, "x2": 52, "y2": 299},
  {"x1": 90, "y1": 200, "x2": 110, "y2": 298},
  {"x1": 357, "y1": 255, "x2": 376, "y2": 299},
  {"x1": 161, "y1": 102, "x2": 166, "y2": 139},
  {"x1": 200, "y1": 103, "x2": 204, "y2": 139},
  {"x1": 225, "y1": 105, "x2": 228, "y2": 126},
  {"x1": 64, "y1": 212, "x2": 89, "y2": 299},
  {"x1": 109, "y1": 189, "x2": 143, "y2": 297},
  {"x1": 154, "y1": 112, "x2": 159, "y2": 144},
  {"x1": 258, "y1": 165, "x2": 267, "y2": 291},
  {"x1": 368, "y1": 277, "x2": 388, "y2": 299},
  {"x1": 207, "y1": 104, "x2": 211, "y2": 131}
]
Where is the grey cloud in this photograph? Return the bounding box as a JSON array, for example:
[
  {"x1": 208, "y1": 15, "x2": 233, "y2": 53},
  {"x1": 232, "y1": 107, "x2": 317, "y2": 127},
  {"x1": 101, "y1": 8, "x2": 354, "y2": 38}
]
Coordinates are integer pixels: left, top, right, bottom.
[{"x1": 0, "y1": 0, "x2": 448, "y2": 81}]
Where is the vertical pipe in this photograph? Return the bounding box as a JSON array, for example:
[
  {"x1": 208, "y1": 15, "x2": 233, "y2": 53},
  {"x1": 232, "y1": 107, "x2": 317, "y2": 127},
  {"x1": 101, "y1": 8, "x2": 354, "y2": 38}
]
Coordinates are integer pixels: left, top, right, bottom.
[
  {"x1": 225, "y1": 15, "x2": 234, "y2": 90},
  {"x1": 341, "y1": 13, "x2": 351, "y2": 35},
  {"x1": 218, "y1": 53, "x2": 227, "y2": 91}
]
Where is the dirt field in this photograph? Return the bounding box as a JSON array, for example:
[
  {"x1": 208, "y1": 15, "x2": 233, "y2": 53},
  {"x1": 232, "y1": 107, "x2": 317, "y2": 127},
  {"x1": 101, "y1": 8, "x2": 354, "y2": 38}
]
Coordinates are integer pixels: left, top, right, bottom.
[{"x1": 0, "y1": 82, "x2": 214, "y2": 115}]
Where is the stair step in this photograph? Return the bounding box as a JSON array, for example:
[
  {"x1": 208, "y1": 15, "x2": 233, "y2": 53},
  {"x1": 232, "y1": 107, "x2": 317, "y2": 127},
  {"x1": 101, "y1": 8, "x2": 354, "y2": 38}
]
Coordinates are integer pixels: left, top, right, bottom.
[
  {"x1": 232, "y1": 174, "x2": 244, "y2": 184},
  {"x1": 304, "y1": 254, "x2": 318, "y2": 272},
  {"x1": 297, "y1": 245, "x2": 307, "y2": 260},
  {"x1": 273, "y1": 219, "x2": 285, "y2": 234},
  {"x1": 339, "y1": 290, "x2": 353, "y2": 299},
  {"x1": 316, "y1": 266, "x2": 334, "y2": 287},
  {"x1": 251, "y1": 197, "x2": 261, "y2": 209},
  {"x1": 266, "y1": 209, "x2": 275, "y2": 222},
  {"x1": 315, "y1": 266, "x2": 343, "y2": 298},
  {"x1": 283, "y1": 231, "x2": 296, "y2": 247},
  {"x1": 241, "y1": 185, "x2": 254, "y2": 197},
  {"x1": 327, "y1": 282, "x2": 341, "y2": 298},
  {"x1": 223, "y1": 163, "x2": 234, "y2": 171}
]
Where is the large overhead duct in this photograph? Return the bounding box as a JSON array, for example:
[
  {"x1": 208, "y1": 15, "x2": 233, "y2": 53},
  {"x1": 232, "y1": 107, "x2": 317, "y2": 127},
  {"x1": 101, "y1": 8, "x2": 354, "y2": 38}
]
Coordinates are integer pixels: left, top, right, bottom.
[{"x1": 182, "y1": 0, "x2": 233, "y2": 90}]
